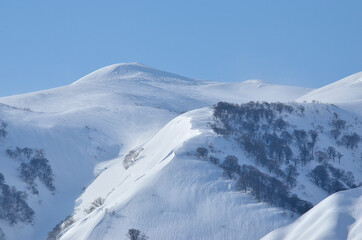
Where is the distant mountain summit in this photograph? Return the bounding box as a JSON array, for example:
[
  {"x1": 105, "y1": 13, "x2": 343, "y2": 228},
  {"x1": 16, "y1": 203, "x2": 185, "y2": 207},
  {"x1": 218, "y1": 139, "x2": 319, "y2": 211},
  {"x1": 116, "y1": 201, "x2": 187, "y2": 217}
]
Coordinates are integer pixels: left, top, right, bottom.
[
  {"x1": 241, "y1": 79, "x2": 268, "y2": 87},
  {"x1": 0, "y1": 63, "x2": 312, "y2": 114},
  {"x1": 72, "y1": 62, "x2": 199, "y2": 86}
]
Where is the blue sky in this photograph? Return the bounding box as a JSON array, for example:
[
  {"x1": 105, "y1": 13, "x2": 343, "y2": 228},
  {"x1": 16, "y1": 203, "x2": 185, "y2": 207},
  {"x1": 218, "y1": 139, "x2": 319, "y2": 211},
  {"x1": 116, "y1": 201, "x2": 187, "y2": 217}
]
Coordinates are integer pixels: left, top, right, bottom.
[{"x1": 0, "y1": 0, "x2": 361, "y2": 96}]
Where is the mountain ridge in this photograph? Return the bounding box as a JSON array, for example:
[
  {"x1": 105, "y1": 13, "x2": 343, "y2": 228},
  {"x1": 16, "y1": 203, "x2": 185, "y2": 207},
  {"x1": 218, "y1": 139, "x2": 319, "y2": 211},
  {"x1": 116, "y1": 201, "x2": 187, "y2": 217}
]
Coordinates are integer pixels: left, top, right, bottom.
[{"x1": 297, "y1": 71, "x2": 362, "y2": 104}]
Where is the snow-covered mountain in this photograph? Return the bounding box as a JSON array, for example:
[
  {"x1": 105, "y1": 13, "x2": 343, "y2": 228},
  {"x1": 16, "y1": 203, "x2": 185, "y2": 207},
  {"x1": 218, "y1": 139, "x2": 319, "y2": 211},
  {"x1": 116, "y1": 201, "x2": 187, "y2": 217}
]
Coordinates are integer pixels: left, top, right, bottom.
[
  {"x1": 58, "y1": 102, "x2": 362, "y2": 240},
  {"x1": 297, "y1": 72, "x2": 362, "y2": 116},
  {"x1": 57, "y1": 107, "x2": 293, "y2": 240},
  {"x1": 262, "y1": 187, "x2": 362, "y2": 240},
  {"x1": 298, "y1": 72, "x2": 362, "y2": 104},
  {"x1": 0, "y1": 63, "x2": 312, "y2": 239},
  {"x1": 0, "y1": 63, "x2": 360, "y2": 240}
]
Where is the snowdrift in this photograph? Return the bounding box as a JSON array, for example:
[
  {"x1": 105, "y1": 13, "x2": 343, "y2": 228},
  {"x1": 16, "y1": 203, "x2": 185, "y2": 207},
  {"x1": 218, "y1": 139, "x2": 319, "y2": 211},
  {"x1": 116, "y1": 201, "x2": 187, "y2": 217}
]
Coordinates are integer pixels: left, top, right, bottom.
[{"x1": 262, "y1": 187, "x2": 362, "y2": 240}]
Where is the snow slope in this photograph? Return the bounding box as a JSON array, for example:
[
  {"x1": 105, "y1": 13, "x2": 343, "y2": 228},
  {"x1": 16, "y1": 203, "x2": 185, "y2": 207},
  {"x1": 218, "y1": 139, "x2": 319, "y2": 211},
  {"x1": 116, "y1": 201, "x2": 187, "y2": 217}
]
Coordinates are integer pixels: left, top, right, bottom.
[
  {"x1": 262, "y1": 187, "x2": 362, "y2": 240},
  {"x1": 297, "y1": 72, "x2": 362, "y2": 116},
  {"x1": 59, "y1": 102, "x2": 362, "y2": 240},
  {"x1": 0, "y1": 63, "x2": 312, "y2": 239},
  {"x1": 59, "y1": 108, "x2": 295, "y2": 240}
]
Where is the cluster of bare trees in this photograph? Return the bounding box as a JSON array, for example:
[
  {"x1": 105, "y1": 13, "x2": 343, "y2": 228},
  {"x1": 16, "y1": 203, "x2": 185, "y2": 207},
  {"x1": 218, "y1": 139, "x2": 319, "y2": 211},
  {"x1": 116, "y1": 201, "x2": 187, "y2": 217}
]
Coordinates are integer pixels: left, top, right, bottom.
[
  {"x1": 7, "y1": 147, "x2": 55, "y2": 194},
  {"x1": 0, "y1": 172, "x2": 34, "y2": 226}
]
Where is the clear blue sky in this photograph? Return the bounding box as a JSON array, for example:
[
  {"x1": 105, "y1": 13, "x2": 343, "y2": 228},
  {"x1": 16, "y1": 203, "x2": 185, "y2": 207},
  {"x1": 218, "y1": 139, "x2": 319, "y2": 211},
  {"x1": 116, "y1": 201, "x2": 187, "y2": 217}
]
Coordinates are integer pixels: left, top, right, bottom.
[{"x1": 1, "y1": 0, "x2": 361, "y2": 96}]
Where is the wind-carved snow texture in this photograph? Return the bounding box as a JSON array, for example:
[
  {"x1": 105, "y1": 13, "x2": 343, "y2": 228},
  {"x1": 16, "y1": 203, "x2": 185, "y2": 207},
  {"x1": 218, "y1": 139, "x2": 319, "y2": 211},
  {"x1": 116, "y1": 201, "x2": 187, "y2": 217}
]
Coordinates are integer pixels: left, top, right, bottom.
[
  {"x1": 262, "y1": 187, "x2": 362, "y2": 240},
  {"x1": 58, "y1": 101, "x2": 361, "y2": 240},
  {"x1": 0, "y1": 63, "x2": 361, "y2": 239}
]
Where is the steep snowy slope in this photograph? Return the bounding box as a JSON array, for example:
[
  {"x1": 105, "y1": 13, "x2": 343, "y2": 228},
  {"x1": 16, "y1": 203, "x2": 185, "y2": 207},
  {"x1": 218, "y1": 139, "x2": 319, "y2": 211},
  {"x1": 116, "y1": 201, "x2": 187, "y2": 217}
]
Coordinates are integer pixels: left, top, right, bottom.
[
  {"x1": 59, "y1": 108, "x2": 295, "y2": 240},
  {"x1": 59, "y1": 102, "x2": 362, "y2": 240},
  {"x1": 0, "y1": 63, "x2": 312, "y2": 239},
  {"x1": 262, "y1": 187, "x2": 362, "y2": 240},
  {"x1": 298, "y1": 72, "x2": 362, "y2": 116}
]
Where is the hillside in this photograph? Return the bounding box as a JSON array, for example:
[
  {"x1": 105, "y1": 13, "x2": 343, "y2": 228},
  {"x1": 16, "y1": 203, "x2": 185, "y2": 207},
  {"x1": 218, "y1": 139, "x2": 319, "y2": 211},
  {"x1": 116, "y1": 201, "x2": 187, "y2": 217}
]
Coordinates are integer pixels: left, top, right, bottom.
[
  {"x1": 297, "y1": 72, "x2": 362, "y2": 116},
  {"x1": 0, "y1": 63, "x2": 312, "y2": 239},
  {"x1": 57, "y1": 108, "x2": 295, "y2": 240},
  {"x1": 262, "y1": 187, "x2": 362, "y2": 240},
  {"x1": 58, "y1": 102, "x2": 362, "y2": 240}
]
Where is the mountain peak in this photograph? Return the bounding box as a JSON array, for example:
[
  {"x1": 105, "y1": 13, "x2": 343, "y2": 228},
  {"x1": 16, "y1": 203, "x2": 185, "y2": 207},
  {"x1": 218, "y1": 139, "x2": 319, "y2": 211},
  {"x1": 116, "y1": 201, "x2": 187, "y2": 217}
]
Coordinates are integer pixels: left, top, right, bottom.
[
  {"x1": 107, "y1": 62, "x2": 157, "y2": 74},
  {"x1": 242, "y1": 79, "x2": 268, "y2": 87},
  {"x1": 72, "y1": 62, "x2": 196, "y2": 86}
]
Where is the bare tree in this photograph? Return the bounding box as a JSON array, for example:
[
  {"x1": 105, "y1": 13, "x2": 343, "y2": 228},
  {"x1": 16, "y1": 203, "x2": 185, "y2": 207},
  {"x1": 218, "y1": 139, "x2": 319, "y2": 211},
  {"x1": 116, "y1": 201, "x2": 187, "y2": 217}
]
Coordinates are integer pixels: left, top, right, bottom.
[
  {"x1": 126, "y1": 229, "x2": 148, "y2": 240},
  {"x1": 196, "y1": 147, "x2": 208, "y2": 159}
]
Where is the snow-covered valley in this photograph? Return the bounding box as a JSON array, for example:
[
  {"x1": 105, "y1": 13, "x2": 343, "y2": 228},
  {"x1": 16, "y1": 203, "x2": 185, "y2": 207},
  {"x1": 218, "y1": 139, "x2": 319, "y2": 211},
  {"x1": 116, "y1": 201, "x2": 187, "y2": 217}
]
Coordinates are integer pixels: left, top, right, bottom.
[{"x1": 0, "y1": 63, "x2": 361, "y2": 240}]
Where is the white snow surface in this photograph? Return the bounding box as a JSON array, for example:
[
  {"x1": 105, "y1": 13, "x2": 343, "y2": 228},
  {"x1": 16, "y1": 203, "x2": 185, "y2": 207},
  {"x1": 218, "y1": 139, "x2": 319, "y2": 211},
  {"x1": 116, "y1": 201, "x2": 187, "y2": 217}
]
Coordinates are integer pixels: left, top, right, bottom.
[
  {"x1": 59, "y1": 102, "x2": 362, "y2": 240},
  {"x1": 0, "y1": 63, "x2": 312, "y2": 239},
  {"x1": 262, "y1": 187, "x2": 362, "y2": 240},
  {"x1": 297, "y1": 72, "x2": 362, "y2": 116},
  {"x1": 60, "y1": 108, "x2": 295, "y2": 240}
]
